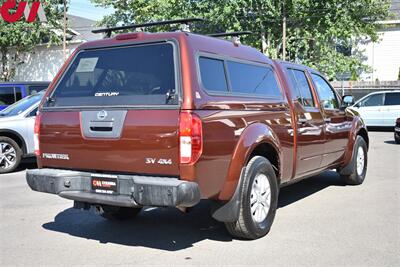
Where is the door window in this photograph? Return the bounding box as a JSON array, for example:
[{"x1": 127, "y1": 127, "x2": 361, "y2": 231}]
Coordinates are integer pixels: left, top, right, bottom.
[
  {"x1": 359, "y1": 94, "x2": 384, "y2": 107},
  {"x1": 287, "y1": 69, "x2": 315, "y2": 107},
  {"x1": 384, "y1": 93, "x2": 400, "y2": 106},
  {"x1": 15, "y1": 87, "x2": 22, "y2": 101},
  {"x1": 311, "y1": 74, "x2": 339, "y2": 109},
  {"x1": 28, "y1": 107, "x2": 39, "y2": 117},
  {"x1": 199, "y1": 57, "x2": 228, "y2": 93},
  {"x1": 0, "y1": 86, "x2": 22, "y2": 105}
]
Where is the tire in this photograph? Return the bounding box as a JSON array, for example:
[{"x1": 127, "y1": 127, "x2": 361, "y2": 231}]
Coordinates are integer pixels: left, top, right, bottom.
[
  {"x1": 225, "y1": 156, "x2": 279, "y2": 240},
  {"x1": 395, "y1": 134, "x2": 400, "y2": 144},
  {"x1": 0, "y1": 136, "x2": 22, "y2": 174},
  {"x1": 96, "y1": 205, "x2": 142, "y2": 220},
  {"x1": 339, "y1": 136, "x2": 368, "y2": 185}
]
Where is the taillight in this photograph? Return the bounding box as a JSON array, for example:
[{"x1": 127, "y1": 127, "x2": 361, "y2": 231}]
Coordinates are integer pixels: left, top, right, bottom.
[
  {"x1": 179, "y1": 111, "x2": 203, "y2": 164},
  {"x1": 34, "y1": 113, "x2": 41, "y2": 156}
]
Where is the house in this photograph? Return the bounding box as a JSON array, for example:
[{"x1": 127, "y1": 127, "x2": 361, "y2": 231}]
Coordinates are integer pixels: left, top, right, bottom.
[
  {"x1": 13, "y1": 15, "x2": 101, "y2": 82},
  {"x1": 359, "y1": 0, "x2": 400, "y2": 81}
]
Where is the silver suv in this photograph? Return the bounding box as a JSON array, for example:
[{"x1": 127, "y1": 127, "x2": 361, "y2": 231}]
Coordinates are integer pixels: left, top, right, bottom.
[{"x1": 0, "y1": 92, "x2": 44, "y2": 173}]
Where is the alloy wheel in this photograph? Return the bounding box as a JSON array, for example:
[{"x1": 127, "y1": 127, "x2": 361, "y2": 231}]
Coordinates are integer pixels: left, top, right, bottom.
[
  {"x1": 0, "y1": 142, "x2": 17, "y2": 170},
  {"x1": 250, "y1": 173, "x2": 271, "y2": 223},
  {"x1": 356, "y1": 146, "x2": 365, "y2": 176}
]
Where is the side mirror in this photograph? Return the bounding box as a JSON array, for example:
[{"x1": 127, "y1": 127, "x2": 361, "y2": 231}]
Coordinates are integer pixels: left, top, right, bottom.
[{"x1": 342, "y1": 95, "x2": 355, "y2": 107}]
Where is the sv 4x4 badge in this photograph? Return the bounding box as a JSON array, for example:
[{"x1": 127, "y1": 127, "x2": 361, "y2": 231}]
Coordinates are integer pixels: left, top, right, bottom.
[{"x1": 145, "y1": 158, "x2": 172, "y2": 165}]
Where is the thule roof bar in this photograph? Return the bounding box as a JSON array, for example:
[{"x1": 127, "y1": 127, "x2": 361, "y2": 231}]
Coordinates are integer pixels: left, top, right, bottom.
[
  {"x1": 208, "y1": 31, "x2": 253, "y2": 38},
  {"x1": 92, "y1": 18, "x2": 204, "y2": 38}
]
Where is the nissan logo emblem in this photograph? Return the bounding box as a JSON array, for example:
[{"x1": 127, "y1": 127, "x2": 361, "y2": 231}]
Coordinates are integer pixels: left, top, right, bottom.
[{"x1": 97, "y1": 110, "x2": 107, "y2": 120}]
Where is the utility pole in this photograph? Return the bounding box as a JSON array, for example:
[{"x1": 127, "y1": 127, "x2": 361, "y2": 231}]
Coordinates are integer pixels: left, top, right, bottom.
[
  {"x1": 261, "y1": 28, "x2": 267, "y2": 54},
  {"x1": 63, "y1": 0, "x2": 67, "y2": 61},
  {"x1": 282, "y1": 1, "x2": 286, "y2": 61}
]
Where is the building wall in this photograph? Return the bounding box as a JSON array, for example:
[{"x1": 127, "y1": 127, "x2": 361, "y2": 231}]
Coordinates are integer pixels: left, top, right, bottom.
[
  {"x1": 13, "y1": 43, "x2": 80, "y2": 82},
  {"x1": 359, "y1": 27, "x2": 400, "y2": 81}
]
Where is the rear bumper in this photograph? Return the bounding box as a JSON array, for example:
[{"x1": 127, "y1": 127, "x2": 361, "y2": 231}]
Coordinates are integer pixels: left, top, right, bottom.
[{"x1": 26, "y1": 169, "x2": 200, "y2": 208}]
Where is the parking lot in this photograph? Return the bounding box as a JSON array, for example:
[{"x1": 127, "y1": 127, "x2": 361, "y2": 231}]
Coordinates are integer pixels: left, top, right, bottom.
[{"x1": 0, "y1": 131, "x2": 398, "y2": 266}]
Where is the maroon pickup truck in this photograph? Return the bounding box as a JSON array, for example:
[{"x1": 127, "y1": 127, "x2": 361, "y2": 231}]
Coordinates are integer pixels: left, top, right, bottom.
[{"x1": 27, "y1": 22, "x2": 369, "y2": 240}]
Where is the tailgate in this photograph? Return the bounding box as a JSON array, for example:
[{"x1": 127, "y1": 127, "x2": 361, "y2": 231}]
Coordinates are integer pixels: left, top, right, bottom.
[
  {"x1": 40, "y1": 109, "x2": 180, "y2": 176},
  {"x1": 38, "y1": 41, "x2": 181, "y2": 176}
]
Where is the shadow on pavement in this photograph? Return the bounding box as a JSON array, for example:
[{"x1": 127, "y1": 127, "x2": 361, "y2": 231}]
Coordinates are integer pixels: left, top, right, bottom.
[
  {"x1": 367, "y1": 126, "x2": 393, "y2": 132},
  {"x1": 42, "y1": 171, "x2": 344, "y2": 250},
  {"x1": 384, "y1": 140, "x2": 398, "y2": 145},
  {"x1": 278, "y1": 170, "x2": 344, "y2": 208},
  {"x1": 43, "y1": 200, "x2": 232, "y2": 251}
]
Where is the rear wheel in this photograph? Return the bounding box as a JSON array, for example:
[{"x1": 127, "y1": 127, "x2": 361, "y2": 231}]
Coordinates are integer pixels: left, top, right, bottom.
[
  {"x1": 395, "y1": 133, "x2": 400, "y2": 144},
  {"x1": 339, "y1": 136, "x2": 368, "y2": 185},
  {"x1": 0, "y1": 137, "x2": 22, "y2": 174},
  {"x1": 225, "y1": 156, "x2": 279, "y2": 240},
  {"x1": 96, "y1": 205, "x2": 142, "y2": 220}
]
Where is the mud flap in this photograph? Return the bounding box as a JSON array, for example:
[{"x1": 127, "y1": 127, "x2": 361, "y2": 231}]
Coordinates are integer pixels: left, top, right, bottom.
[
  {"x1": 211, "y1": 167, "x2": 246, "y2": 222},
  {"x1": 339, "y1": 140, "x2": 357, "y2": 176}
]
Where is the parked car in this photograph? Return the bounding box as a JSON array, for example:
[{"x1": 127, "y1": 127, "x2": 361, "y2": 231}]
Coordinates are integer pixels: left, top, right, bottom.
[
  {"x1": 395, "y1": 118, "x2": 400, "y2": 144},
  {"x1": 26, "y1": 22, "x2": 369, "y2": 240},
  {"x1": 0, "y1": 91, "x2": 45, "y2": 173},
  {"x1": 349, "y1": 91, "x2": 400, "y2": 127},
  {"x1": 0, "y1": 82, "x2": 49, "y2": 110}
]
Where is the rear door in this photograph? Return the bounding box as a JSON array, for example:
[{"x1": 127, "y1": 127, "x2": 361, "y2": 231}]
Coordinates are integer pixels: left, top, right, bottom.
[
  {"x1": 39, "y1": 42, "x2": 181, "y2": 176},
  {"x1": 383, "y1": 92, "x2": 400, "y2": 126},
  {"x1": 286, "y1": 68, "x2": 325, "y2": 176}
]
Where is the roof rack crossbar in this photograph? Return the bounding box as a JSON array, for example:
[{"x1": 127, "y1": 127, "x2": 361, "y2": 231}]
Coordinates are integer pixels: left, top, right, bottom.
[
  {"x1": 92, "y1": 18, "x2": 204, "y2": 38},
  {"x1": 208, "y1": 31, "x2": 253, "y2": 38}
]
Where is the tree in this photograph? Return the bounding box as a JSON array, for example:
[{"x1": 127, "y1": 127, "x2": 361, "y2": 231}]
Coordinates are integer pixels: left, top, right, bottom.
[
  {"x1": 91, "y1": 0, "x2": 391, "y2": 80},
  {"x1": 0, "y1": 0, "x2": 64, "y2": 81}
]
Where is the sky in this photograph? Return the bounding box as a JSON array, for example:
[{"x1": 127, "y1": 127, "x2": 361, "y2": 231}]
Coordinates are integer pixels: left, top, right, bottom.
[{"x1": 68, "y1": 0, "x2": 114, "y2": 21}]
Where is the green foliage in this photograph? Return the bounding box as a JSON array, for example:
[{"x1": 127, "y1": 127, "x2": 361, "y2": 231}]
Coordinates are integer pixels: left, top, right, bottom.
[
  {"x1": 91, "y1": 0, "x2": 391, "y2": 80},
  {"x1": 0, "y1": 0, "x2": 64, "y2": 81}
]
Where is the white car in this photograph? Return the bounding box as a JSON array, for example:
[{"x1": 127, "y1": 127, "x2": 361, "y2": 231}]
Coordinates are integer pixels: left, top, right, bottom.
[
  {"x1": 0, "y1": 92, "x2": 44, "y2": 173},
  {"x1": 350, "y1": 91, "x2": 400, "y2": 127}
]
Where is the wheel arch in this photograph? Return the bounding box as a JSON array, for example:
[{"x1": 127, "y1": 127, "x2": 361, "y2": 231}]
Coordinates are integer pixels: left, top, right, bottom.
[
  {"x1": 0, "y1": 130, "x2": 27, "y2": 154},
  {"x1": 218, "y1": 122, "x2": 282, "y2": 201},
  {"x1": 342, "y1": 116, "x2": 369, "y2": 168},
  {"x1": 357, "y1": 127, "x2": 369, "y2": 150},
  {"x1": 247, "y1": 142, "x2": 281, "y2": 185}
]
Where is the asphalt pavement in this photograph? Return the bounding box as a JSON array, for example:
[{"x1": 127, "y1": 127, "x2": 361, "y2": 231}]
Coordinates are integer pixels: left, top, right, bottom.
[{"x1": 0, "y1": 131, "x2": 399, "y2": 266}]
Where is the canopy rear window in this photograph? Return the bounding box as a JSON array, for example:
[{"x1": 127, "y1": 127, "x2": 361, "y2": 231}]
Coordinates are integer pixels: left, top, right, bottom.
[{"x1": 48, "y1": 43, "x2": 177, "y2": 107}]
